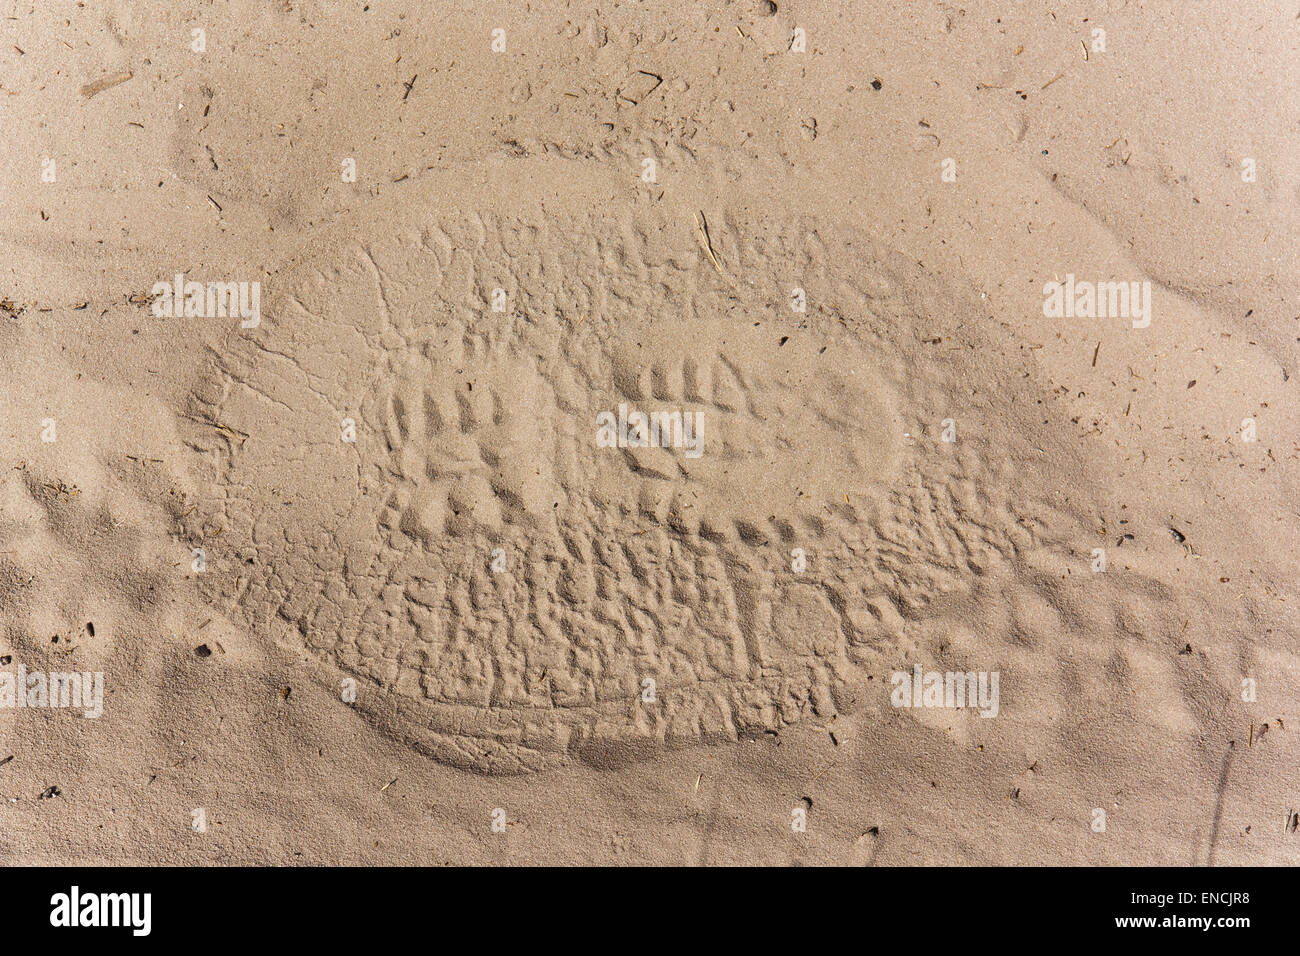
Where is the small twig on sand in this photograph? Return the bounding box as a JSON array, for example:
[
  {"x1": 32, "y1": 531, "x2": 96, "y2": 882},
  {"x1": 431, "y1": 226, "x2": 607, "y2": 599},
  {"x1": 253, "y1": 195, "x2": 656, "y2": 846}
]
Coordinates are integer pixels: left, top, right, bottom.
[
  {"x1": 81, "y1": 71, "x2": 132, "y2": 98},
  {"x1": 636, "y1": 70, "x2": 663, "y2": 96},
  {"x1": 694, "y1": 211, "x2": 738, "y2": 291}
]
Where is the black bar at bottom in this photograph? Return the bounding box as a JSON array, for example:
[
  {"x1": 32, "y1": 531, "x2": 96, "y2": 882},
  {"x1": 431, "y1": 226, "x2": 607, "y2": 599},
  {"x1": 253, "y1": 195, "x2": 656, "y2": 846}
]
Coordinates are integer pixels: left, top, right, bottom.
[{"x1": 0, "y1": 865, "x2": 1280, "y2": 942}]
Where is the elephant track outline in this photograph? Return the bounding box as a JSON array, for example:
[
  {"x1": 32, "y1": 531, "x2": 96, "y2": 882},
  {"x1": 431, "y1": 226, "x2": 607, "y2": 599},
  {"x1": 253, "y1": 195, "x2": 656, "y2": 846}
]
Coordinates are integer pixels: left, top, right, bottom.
[{"x1": 184, "y1": 210, "x2": 1080, "y2": 773}]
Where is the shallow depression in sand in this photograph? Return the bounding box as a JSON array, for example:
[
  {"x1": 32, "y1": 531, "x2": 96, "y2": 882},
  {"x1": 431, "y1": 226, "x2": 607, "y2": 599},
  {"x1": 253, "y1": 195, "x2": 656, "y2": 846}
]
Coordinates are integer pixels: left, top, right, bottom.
[{"x1": 187, "y1": 207, "x2": 1016, "y2": 773}]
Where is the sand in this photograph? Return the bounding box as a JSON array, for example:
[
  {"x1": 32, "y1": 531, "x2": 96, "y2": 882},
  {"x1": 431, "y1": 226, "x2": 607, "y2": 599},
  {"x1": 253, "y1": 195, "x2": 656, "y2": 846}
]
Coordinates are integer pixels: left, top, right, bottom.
[{"x1": 0, "y1": 0, "x2": 1297, "y2": 864}]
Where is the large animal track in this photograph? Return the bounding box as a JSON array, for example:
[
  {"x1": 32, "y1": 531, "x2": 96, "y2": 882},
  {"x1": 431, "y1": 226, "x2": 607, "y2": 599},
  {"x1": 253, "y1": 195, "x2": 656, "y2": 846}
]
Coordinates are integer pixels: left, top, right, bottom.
[{"x1": 185, "y1": 203, "x2": 1086, "y2": 773}]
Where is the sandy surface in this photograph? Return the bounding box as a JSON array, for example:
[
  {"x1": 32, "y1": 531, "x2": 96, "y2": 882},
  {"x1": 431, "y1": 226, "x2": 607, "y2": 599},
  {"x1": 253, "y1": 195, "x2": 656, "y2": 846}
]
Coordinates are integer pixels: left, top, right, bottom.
[{"x1": 1, "y1": 0, "x2": 1297, "y2": 864}]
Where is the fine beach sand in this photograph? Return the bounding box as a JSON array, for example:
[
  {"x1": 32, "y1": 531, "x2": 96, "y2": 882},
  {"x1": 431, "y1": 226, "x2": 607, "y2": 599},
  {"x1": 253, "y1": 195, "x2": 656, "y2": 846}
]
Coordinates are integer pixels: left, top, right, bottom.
[{"x1": 1, "y1": 0, "x2": 1297, "y2": 864}]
